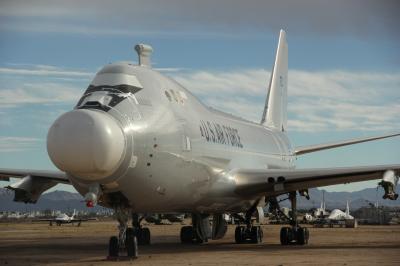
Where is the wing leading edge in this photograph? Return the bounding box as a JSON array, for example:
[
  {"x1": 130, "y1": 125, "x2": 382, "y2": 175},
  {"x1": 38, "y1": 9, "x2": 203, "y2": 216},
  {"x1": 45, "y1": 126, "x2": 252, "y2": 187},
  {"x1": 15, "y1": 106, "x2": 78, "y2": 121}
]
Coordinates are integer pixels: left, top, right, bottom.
[{"x1": 233, "y1": 164, "x2": 400, "y2": 199}]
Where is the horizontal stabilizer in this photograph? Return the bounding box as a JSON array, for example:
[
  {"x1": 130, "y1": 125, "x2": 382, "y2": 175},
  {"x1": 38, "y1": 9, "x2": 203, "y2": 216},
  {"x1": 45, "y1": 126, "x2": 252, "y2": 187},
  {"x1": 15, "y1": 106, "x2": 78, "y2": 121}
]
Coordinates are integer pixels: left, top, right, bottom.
[{"x1": 294, "y1": 132, "x2": 400, "y2": 156}]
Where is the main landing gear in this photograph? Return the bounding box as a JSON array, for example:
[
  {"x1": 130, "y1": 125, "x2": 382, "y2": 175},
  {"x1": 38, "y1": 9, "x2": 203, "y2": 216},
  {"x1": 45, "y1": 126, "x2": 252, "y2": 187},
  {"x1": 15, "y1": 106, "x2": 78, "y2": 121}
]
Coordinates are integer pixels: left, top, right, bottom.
[
  {"x1": 234, "y1": 200, "x2": 264, "y2": 244},
  {"x1": 180, "y1": 213, "x2": 211, "y2": 244},
  {"x1": 272, "y1": 192, "x2": 309, "y2": 245},
  {"x1": 108, "y1": 210, "x2": 151, "y2": 260},
  {"x1": 180, "y1": 213, "x2": 228, "y2": 244}
]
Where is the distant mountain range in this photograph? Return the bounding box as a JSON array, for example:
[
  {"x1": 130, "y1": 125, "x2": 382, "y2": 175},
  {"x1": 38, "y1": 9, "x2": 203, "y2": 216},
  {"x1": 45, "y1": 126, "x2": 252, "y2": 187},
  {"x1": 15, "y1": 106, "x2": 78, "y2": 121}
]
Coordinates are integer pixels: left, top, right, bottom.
[
  {"x1": 1, "y1": 186, "x2": 399, "y2": 212},
  {"x1": 0, "y1": 188, "x2": 104, "y2": 212}
]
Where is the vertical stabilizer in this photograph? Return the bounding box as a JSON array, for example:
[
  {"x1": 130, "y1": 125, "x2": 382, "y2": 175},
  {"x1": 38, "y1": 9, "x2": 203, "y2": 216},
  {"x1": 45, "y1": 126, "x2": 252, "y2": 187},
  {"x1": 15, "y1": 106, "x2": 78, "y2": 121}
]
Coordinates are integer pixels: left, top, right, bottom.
[
  {"x1": 345, "y1": 200, "x2": 350, "y2": 216},
  {"x1": 261, "y1": 30, "x2": 288, "y2": 131}
]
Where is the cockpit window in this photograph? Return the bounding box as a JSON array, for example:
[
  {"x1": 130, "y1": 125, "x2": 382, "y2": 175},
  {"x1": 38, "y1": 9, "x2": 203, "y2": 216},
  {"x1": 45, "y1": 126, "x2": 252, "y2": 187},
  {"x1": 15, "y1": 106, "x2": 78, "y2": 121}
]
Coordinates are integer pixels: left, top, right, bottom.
[
  {"x1": 76, "y1": 84, "x2": 142, "y2": 111},
  {"x1": 84, "y1": 84, "x2": 142, "y2": 95}
]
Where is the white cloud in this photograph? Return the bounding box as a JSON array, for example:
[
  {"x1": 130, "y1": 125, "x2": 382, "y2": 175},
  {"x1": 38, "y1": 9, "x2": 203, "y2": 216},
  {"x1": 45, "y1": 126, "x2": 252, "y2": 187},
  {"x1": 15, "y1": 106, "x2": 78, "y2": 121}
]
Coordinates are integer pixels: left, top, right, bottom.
[
  {"x1": 0, "y1": 64, "x2": 89, "y2": 107},
  {"x1": 174, "y1": 69, "x2": 268, "y2": 96},
  {"x1": 0, "y1": 65, "x2": 93, "y2": 77},
  {"x1": 0, "y1": 82, "x2": 82, "y2": 107},
  {"x1": 0, "y1": 136, "x2": 42, "y2": 152},
  {"x1": 170, "y1": 69, "x2": 400, "y2": 132},
  {"x1": 0, "y1": 0, "x2": 398, "y2": 40},
  {"x1": 0, "y1": 63, "x2": 398, "y2": 132}
]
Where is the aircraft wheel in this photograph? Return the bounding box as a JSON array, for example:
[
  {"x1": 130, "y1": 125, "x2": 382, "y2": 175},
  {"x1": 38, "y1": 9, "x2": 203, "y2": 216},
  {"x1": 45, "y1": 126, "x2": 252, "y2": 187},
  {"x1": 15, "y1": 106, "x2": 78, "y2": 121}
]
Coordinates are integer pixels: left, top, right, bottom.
[
  {"x1": 235, "y1": 226, "x2": 244, "y2": 244},
  {"x1": 297, "y1": 227, "x2": 305, "y2": 245},
  {"x1": 108, "y1": 236, "x2": 119, "y2": 258},
  {"x1": 296, "y1": 227, "x2": 309, "y2": 245},
  {"x1": 138, "y1": 227, "x2": 151, "y2": 245},
  {"x1": 180, "y1": 226, "x2": 193, "y2": 244},
  {"x1": 251, "y1": 226, "x2": 263, "y2": 244},
  {"x1": 280, "y1": 227, "x2": 290, "y2": 245},
  {"x1": 304, "y1": 227, "x2": 309, "y2": 244},
  {"x1": 126, "y1": 229, "x2": 138, "y2": 258}
]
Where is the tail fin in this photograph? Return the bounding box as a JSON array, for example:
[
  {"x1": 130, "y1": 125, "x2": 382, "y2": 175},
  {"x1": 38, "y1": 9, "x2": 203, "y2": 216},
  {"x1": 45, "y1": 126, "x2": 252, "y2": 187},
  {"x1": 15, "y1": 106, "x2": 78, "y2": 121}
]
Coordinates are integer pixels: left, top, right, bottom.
[
  {"x1": 345, "y1": 201, "x2": 350, "y2": 216},
  {"x1": 261, "y1": 30, "x2": 288, "y2": 132}
]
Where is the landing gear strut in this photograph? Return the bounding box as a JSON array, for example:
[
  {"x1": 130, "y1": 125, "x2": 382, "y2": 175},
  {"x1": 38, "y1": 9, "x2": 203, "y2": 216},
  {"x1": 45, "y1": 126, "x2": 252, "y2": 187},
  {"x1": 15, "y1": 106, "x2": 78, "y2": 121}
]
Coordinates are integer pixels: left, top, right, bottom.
[
  {"x1": 108, "y1": 210, "x2": 151, "y2": 259},
  {"x1": 279, "y1": 192, "x2": 309, "y2": 245},
  {"x1": 234, "y1": 200, "x2": 264, "y2": 244}
]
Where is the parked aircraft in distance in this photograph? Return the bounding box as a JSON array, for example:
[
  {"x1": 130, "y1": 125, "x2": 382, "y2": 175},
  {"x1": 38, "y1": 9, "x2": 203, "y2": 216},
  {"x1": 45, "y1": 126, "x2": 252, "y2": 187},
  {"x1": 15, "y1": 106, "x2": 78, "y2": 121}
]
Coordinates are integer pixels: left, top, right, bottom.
[
  {"x1": 328, "y1": 201, "x2": 354, "y2": 221},
  {"x1": 1, "y1": 30, "x2": 399, "y2": 259},
  {"x1": 37, "y1": 210, "x2": 95, "y2": 226}
]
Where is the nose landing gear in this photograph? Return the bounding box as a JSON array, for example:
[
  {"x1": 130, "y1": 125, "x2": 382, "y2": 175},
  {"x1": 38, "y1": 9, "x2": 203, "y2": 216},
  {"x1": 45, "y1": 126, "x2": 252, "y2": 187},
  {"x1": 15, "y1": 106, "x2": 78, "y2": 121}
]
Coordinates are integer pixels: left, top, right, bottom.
[{"x1": 107, "y1": 210, "x2": 151, "y2": 260}]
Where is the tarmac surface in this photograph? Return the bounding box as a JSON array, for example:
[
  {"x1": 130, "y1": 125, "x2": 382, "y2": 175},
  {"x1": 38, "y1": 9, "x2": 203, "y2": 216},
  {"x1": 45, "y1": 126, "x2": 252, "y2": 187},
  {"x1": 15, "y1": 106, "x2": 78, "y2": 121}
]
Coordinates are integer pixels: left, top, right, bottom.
[{"x1": 0, "y1": 220, "x2": 399, "y2": 266}]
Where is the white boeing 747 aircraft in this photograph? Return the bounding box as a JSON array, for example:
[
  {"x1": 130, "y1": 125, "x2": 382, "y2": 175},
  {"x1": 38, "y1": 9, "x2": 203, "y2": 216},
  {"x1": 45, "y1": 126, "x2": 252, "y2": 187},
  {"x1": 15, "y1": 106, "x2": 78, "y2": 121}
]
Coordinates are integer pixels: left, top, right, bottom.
[{"x1": 1, "y1": 30, "x2": 399, "y2": 258}]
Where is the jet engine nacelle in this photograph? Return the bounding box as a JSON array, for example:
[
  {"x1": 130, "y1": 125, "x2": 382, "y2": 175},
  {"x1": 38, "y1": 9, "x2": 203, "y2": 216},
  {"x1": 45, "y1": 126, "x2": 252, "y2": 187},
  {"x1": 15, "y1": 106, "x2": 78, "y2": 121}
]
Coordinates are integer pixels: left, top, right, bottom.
[
  {"x1": 6, "y1": 175, "x2": 58, "y2": 203},
  {"x1": 379, "y1": 170, "x2": 399, "y2": 200}
]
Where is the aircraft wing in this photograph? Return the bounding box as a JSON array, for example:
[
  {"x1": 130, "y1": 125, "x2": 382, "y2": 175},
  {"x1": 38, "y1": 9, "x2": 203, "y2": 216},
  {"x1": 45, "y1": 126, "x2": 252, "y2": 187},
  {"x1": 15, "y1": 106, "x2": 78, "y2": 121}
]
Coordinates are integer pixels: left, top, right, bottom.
[
  {"x1": 0, "y1": 168, "x2": 68, "y2": 182},
  {"x1": 294, "y1": 133, "x2": 400, "y2": 155},
  {"x1": 233, "y1": 164, "x2": 400, "y2": 199},
  {"x1": 0, "y1": 168, "x2": 69, "y2": 203}
]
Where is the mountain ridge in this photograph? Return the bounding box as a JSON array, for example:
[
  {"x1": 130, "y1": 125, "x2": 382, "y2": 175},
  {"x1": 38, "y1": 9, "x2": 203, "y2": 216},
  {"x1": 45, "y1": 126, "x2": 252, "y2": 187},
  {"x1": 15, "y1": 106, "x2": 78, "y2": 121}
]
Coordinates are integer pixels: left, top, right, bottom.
[{"x1": 1, "y1": 187, "x2": 399, "y2": 212}]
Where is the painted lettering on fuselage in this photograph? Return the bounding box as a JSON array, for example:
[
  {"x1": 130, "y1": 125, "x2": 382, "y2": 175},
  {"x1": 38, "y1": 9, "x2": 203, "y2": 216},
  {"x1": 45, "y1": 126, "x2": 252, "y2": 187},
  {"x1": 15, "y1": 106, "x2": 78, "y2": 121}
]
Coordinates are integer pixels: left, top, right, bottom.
[{"x1": 199, "y1": 120, "x2": 243, "y2": 148}]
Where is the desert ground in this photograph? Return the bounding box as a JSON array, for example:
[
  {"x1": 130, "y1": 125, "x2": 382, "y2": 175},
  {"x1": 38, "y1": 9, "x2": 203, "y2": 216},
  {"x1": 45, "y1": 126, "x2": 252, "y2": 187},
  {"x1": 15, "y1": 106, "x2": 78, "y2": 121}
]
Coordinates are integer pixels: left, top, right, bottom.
[{"x1": 0, "y1": 220, "x2": 399, "y2": 266}]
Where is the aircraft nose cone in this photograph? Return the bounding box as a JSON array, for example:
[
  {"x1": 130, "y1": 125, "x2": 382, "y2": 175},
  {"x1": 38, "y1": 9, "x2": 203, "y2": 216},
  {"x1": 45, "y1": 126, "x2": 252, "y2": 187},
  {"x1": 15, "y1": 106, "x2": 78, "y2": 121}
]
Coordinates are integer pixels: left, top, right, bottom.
[{"x1": 47, "y1": 109, "x2": 126, "y2": 180}]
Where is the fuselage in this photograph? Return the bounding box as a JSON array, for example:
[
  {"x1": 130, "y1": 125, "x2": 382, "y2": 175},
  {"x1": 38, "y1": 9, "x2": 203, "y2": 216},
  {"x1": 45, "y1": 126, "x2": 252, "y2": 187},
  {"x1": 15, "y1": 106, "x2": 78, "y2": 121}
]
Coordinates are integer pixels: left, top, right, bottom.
[{"x1": 48, "y1": 62, "x2": 295, "y2": 213}]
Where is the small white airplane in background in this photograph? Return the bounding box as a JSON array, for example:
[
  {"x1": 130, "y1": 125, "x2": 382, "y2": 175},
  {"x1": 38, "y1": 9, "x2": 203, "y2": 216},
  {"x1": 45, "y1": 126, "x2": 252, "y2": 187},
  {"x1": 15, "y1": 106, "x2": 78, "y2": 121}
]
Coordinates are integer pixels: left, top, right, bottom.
[
  {"x1": 38, "y1": 210, "x2": 95, "y2": 226},
  {"x1": 0, "y1": 30, "x2": 399, "y2": 259}
]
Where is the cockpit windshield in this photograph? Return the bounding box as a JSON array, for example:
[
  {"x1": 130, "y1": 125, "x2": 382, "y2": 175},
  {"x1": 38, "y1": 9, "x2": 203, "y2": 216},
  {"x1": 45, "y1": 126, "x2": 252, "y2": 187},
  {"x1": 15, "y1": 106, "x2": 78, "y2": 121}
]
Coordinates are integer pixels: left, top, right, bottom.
[{"x1": 76, "y1": 84, "x2": 142, "y2": 111}]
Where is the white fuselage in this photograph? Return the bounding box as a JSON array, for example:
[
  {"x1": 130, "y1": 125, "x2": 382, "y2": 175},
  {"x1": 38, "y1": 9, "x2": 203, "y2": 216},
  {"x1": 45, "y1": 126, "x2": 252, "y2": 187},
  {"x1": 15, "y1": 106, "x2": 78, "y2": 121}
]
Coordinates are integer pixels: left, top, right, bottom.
[{"x1": 48, "y1": 63, "x2": 294, "y2": 213}]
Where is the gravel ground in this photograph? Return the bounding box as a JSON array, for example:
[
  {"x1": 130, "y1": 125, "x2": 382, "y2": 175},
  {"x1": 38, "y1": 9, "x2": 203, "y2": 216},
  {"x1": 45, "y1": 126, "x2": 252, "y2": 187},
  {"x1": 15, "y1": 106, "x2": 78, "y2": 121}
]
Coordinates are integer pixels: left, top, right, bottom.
[{"x1": 0, "y1": 221, "x2": 399, "y2": 266}]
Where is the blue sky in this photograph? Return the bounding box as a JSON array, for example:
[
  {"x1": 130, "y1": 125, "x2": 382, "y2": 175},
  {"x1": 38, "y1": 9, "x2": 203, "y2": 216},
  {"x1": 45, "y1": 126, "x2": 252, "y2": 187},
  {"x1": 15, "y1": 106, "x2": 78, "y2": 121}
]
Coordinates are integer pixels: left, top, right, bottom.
[{"x1": 0, "y1": 0, "x2": 399, "y2": 193}]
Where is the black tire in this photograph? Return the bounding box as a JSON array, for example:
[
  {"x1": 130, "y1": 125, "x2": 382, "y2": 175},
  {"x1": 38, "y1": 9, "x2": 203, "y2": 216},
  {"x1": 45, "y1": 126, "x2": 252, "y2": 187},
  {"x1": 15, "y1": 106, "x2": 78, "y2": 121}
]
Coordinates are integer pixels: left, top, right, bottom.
[
  {"x1": 108, "y1": 236, "x2": 119, "y2": 258},
  {"x1": 257, "y1": 226, "x2": 263, "y2": 243},
  {"x1": 138, "y1": 227, "x2": 151, "y2": 245},
  {"x1": 304, "y1": 227, "x2": 309, "y2": 244},
  {"x1": 280, "y1": 227, "x2": 290, "y2": 245},
  {"x1": 180, "y1": 226, "x2": 193, "y2": 244},
  {"x1": 297, "y1": 227, "x2": 305, "y2": 245},
  {"x1": 126, "y1": 229, "x2": 138, "y2": 258},
  {"x1": 235, "y1": 226, "x2": 244, "y2": 244},
  {"x1": 143, "y1": 227, "x2": 151, "y2": 245},
  {"x1": 250, "y1": 226, "x2": 263, "y2": 244},
  {"x1": 126, "y1": 235, "x2": 138, "y2": 258}
]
